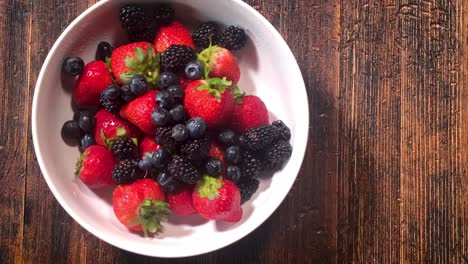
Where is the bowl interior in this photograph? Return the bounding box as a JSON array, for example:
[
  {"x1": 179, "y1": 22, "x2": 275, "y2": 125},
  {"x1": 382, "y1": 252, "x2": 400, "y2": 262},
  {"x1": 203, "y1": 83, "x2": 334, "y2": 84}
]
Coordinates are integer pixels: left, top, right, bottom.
[{"x1": 32, "y1": 0, "x2": 308, "y2": 257}]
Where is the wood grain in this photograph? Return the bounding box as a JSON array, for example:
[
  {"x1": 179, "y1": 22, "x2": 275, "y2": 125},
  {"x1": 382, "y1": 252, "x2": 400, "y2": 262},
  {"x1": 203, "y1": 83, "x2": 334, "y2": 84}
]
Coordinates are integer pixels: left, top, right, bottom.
[{"x1": 0, "y1": 0, "x2": 466, "y2": 263}]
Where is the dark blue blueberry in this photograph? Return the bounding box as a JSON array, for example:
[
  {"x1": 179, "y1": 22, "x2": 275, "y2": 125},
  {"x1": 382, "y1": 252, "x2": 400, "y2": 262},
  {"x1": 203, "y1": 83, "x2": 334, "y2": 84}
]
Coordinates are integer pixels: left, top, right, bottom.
[
  {"x1": 169, "y1": 104, "x2": 186, "y2": 123},
  {"x1": 156, "y1": 89, "x2": 174, "y2": 109},
  {"x1": 139, "y1": 156, "x2": 154, "y2": 171},
  {"x1": 217, "y1": 129, "x2": 236, "y2": 146},
  {"x1": 151, "y1": 108, "x2": 172, "y2": 126},
  {"x1": 102, "y1": 85, "x2": 122, "y2": 100},
  {"x1": 121, "y1": 85, "x2": 135, "y2": 102},
  {"x1": 96, "y1": 41, "x2": 114, "y2": 61},
  {"x1": 152, "y1": 148, "x2": 170, "y2": 168},
  {"x1": 226, "y1": 166, "x2": 241, "y2": 183},
  {"x1": 80, "y1": 133, "x2": 96, "y2": 151},
  {"x1": 205, "y1": 157, "x2": 223, "y2": 176},
  {"x1": 171, "y1": 124, "x2": 189, "y2": 142},
  {"x1": 184, "y1": 61, "x2": 203, "y2": 80},
  {"x1": 157, "y1": 171, "x2": 179, "y2": 193},
  {"x1": 78, "y1": 111, "x2": 95, "y2": 132},
  {"x1": 167, "y1": 85, "x2": 184, "y2": 103},
  {"x1": 225, "y1": 146, "x2": 241, "y2": 164},
  {"x1": 61, "y1": 120, "x2": 82, "y2": 144},
  {"x1": 186, "y1": 117, "x2": 207, "y2": 139},
  {"x1": 156, "y1": 71, "x2": 179, "y2": 89},
  {"x1": 62, "y1": 57, "x2": 84, "y2": 77},
  {"x1": 129, "y1": 75, "x2": 148, "y2": 96}
]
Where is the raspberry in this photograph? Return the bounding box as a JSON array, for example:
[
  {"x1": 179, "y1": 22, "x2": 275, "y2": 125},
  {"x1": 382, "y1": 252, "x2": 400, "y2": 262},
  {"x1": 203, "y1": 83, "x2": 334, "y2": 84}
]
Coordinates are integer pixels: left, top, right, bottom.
[
  {"x1": 180, "y1": 137, "x2": 211, "y2": 161},
  {"x1": 192, "y1": 22, "x2": 220, "y2": 49},
  {"x1": 239, "y1": 124, "x2": 280, "y2": 151},
  {"x1": 112, "y1": 159, "x2": 144, "y2": 184},
  {"x1": 237, "y1": 178, "x2": 259, "y2": 204},
  {"x1": 110, "y1": 137, "x2": 138, "y2": 160},
  {"x1": 219, "y1": 26, "x2": 247, "y2": 51},
  {"x1": 161, "y1": 45, "x2": 197, "y2": 73},
  {"x1": 167, "y1": 155, "x2": 202, "y2": 184}
]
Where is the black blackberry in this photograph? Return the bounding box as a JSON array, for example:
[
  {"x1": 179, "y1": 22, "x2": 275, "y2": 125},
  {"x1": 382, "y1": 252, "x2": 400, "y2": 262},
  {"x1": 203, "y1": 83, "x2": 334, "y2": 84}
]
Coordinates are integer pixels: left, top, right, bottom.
[
  {"x1": 180, "y1": 137, "x2": 211, "y2": 161},
  {"x1": 119, "y1": 5, "x2": 149, "y2": 32},
  {"x1": 219, "y1": 26, "x2": 247, "y2": 51},
  {"x1": 238, "y1": 124, "x2": 280, "y2": 151},
  {"x1": 129, "y1": 26, "x2": 158, "y2": 43},
  {"x1": 110, "y1": 137, "x2": 138, "y2": 160},
  {"x1": 237, "y1": 179, "x2": 260, "y2": 204},
  {"x1": 167, "y1": 155, "x2": 202, "y2": 184},
  {"x1": 272, "y1": 120, "x2": 291, "y2": 141},
  {"x1": 161, "y1": 45, "x2": 197, "y2": 73},
  {"x1": 100, "y1": 96, "x2": 123, "y2": 114},
  {"x1": 152, "y1": 4, "x2": 175, "y2": 26},
  {"x1": 112, "y1": 159, "x2": 145, "y2": 184},
  {"x1": 240, "y1": 151, "x2": 264, "y2": 179},
  {"x1": 155, "y1": 126, "x2": 179, "y2": 152},
  {"x1": 192, "y1": 22, "x2": 220, "y2": 49},
  {"x1": 264, "y1": 141, "x2": 293, "y2": 170}
]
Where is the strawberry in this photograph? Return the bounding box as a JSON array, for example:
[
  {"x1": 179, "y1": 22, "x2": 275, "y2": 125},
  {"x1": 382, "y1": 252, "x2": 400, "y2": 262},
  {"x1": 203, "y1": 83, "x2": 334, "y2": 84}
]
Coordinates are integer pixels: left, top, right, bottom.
[
  {"x1": 198, "y1": 45, "x2": 240, "y2": 84},
  {"x1": 184, "y1": 78, "x2": 235, "y2": 129},
  {"x1": 192, "y1": 176, "x2": 242, "y2": 222},
  {"x1": 75, "y1": 145, "x2": 118, "y2": 189},
  {"x1": 231, "y1": 95, "x2": 269, "y2": 132},
  {"x1": 93, "y1": 109, "x2": 142, "y2": 147},
  {"x1": 110, "y1": 42, "x2": 159, "y2": 86},
  {"x1": 209, "y1": 142, "x2": 227, "y2": 177},
  {"x1": 139, "y1": 136, "x2": 162, "y2": 158},
  {"x1": 73, "y1": 61, "x2": 113, "y2": 107},
  {"x1": 113, "y1": 178, "x2": 170, "y2": 236},
  {"x1": 154, "y1": 21, "x2": 195, "y2": 53},
  {"x1": 167, "y1": 184, "x2": 197, "y2": 216},
  {"x1": 120, "y1": 90, "x2": 158, "y2": 136}
]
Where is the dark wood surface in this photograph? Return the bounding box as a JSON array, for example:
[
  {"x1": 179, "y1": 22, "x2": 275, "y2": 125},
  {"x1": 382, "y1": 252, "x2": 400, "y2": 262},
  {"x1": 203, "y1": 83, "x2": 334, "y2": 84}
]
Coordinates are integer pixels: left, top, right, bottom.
[{"x1": 0, "y1": 0, "x2": 467, "y2": 263}]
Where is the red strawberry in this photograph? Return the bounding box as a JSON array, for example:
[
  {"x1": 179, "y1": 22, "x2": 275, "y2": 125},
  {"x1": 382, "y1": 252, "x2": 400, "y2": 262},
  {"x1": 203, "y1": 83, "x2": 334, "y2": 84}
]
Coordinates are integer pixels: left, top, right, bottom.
[
  {"x1": 184, "y1": 79, "x2": 235, "y2": 129},
  {"x1": 209, "y1": 142, "x2": 227, "y2": 177},
  {"x1": 73, "y1": 61, "x2": 113, "y2": 107},
  {"x1": 167, "y1": 184, "x2": 197, "y2": 216},
  {"x1": 110, "y1": 42, "x2": 159, "y2": 85},
  {"x1": 113, "y1": 178, "x2": 170, "y2": 236},
  {"x1": 75, "y1": 145, "x2": 118, "y2": 189},
  {"x1": 231, "y1": 95, "x2": 269, "y2": 132},
  {"x1": 139, "y1": 136, "x2": 162, "y2": 158},
  {"x1": 198, "y1": 46, "x2": 240, "y2": 84},
  {"x1": 120, "y1": 90, "x2": 158, "y2": 136},
  {"x1": 93, "y1": 109, "x2": 142, "y2": 147},
  {"x1": 154, "y1": 21, "x2": 195, "y2": 53},
  {"x1": 193, "y1": 176, "x2": 242, "y2": 222}
]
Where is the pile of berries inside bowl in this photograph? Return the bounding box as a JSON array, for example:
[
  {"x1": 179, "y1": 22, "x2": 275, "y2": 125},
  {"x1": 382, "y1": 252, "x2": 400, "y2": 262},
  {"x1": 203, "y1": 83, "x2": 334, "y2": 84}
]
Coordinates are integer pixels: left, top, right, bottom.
[{"x1": 60, "y1": 3, "x2": 293, "y2": 236}]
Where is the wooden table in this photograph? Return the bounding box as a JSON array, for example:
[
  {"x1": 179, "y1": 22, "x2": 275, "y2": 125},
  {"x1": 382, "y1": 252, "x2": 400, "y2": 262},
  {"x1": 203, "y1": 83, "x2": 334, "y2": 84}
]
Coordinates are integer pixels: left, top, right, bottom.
[{"x1": 1, "y1": 0, "x2": 467, "y2": 263}]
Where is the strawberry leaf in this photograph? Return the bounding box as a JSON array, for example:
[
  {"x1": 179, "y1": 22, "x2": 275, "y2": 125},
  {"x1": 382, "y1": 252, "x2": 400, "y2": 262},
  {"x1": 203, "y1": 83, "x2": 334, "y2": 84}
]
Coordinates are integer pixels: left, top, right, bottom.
[
  {"x1": 197, "y1": 43, "x2": 218, "y2": 79},
  {"x1": 120, "y1": 72, "x2": 135, "y2": 83},
  {"x1": 232, "y1": 86, "x2": 245, "y2": 104},
  {"x1": 135, "y1": 47, "x2": 146, "y2": 63},
  {"x1": 125, "y1": 57, "x2": 139, "y2": 70},
  {"x1": 197, "y1": 176, "x2": 223, "y2": 200}
]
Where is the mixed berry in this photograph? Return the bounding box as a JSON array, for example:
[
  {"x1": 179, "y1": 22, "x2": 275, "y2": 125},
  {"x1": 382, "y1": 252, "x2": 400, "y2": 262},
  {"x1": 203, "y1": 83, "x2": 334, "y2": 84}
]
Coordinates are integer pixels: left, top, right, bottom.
[{"x1": 60, "y1": 3, "x2": 293, "y2": 237}]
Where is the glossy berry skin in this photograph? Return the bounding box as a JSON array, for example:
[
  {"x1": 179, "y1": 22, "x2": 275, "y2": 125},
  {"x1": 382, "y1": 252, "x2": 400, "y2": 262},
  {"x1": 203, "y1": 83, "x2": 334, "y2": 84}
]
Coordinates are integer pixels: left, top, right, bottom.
[
  {"x1": 186, "y1": 117, "x2": 207, "y2": 139},
  {"x1": 231, "y1": 95, "x2": 269, "y2": 133},
  {"x1": 156, "y1": 71, "x2": 179, "y2": 89},
  {"x1": 225, "y1": 146, "x2": 241, "y2": 164},
  {"x1": 209, "y1": 142, "x2": 227, "y2": 177},
  {"x1": 62, "y1": 57, "x2": 84, "y2": 76},
  {"x1": 205, "y1": 157, "x2": 223, "y2": 177},
  {"x1": 156, "y1": 89, "x2": 174, "y2": 109},
  {"x1": 172, "y1": 124, "x2": 189, "y2": 142},
  {"x1": 112, "y1": 159, "x2": 145, "y2": 184},
  {"x1": 102, "y1": 85, "x2": 121, "y2": 99},
  {"x1": 96, "y1": 41, "x2": 113, "y2": 61},
  {"x1": 167, "y1": 85, "x2": 184, "y2": 103},
  {"x1": 76, "y1": 145, "x2": 117, "y2": 189},
  {"x1": 120, "y1": 90, "x2": 158, "y2": 135},
  {"x1": 73, "y1": 61, "x2": 114, "y2": 107},
  {"x1": 154, "y1": 21, "x2": 195, "y2": 53},
  {"x1": 120, "y1": 85, "x2": 136, "y2": 102},
  {"x1": 129, "y1": 75, "x2": 148, "y2": 96},
  {"x1": 139, "y1": 136, "x2": 161, "y2": 158},
  {"x1": 169, "y1": 104, "x2": 186, "y2": 123},
  {"x1": 185, "y1": 61, "x2": 203, "y2": 80},
  {"x1": 78, "y1": 111, "x2": 96, "y2": 132},
  {"x1": 167, "y1": 184, "x2": 197, "y2": 216},
  {"x1": 80, "y1": 133, "x2": 96, "y2": 151},
  {"x1": 151, "y1": 108, "x2": 172, "y2": 127},
  {"x1": 61, "y1": 120, "x2": 82, "y2": 144},
  {"x1": 139, "y1": 156, "x2": 154, "y2": 171},
  {"x1": 198, "y1": 46, "x2": 240, "y2": 85},
  {"x1": 226, "y1": 166, "x2": 241, "y2": 183},
  {"x1": 157, "y1": 171, "x2": 179, "y2": 193},
  {"x1": 151, "y1": 148, "x2": 170, "y2": 168},
  {"x1": 217, "y1": 129, "x2": 236, "y2": 146},
  {"x1": 93, "y1": 109, "x2": 141, "y2": 147}
]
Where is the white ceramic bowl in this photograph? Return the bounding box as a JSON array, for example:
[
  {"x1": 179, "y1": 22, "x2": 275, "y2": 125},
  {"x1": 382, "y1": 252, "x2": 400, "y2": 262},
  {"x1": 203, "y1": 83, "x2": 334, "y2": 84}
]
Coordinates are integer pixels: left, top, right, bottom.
[{"x1": 32, "y1": 0, "x2": 308, "y2": 258}]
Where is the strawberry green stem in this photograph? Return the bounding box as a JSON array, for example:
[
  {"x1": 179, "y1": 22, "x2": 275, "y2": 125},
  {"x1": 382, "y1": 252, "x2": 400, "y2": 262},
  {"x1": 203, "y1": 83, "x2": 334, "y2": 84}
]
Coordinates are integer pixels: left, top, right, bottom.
[
  {"x1": 197, "y1": 176, "x2": 224, "y2": 200},
  {"x1": 128, "y1": 198, "x2": 171, "y2": 237}
]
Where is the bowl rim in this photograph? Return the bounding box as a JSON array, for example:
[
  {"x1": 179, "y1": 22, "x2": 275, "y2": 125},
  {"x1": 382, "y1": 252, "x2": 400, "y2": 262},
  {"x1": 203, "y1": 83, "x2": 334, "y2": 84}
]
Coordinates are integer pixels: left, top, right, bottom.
[{"x1": 32, "y1": 0, "x2": 309, "y2": 258}]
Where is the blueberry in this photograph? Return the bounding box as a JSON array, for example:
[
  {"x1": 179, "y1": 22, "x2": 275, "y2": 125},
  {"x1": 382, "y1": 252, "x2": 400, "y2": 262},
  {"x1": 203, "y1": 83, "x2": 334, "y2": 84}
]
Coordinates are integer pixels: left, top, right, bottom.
[
  {"x1": 151, "y1": 108, "x2": 172, "y2": 126},
  {"x1": 167, "y1": 85, "x2": 184, "y2": 103},
  {"x1": 121, "y1": 85, "x2": 135, "y2": 102},
  {"x1": 61, "y1": 120, "x2": 82, "y2": 144},
  {"x1": 80, "y1": 133, "x2": 96, "y2": 151},
  {"x1": 218, "y1": 129, "x2": 236, "y2": 146},
  {"x1": 186, "y1": 117, "x2": 207, "y2": 139},
  {"x1": 205, "y1": 157, "x2": 223, "y2": 176},
  {"x1": 129, "y1": 75, "x2": 148, "y2": 96},
  {"x1": 157, "y1": 71, "x2": 179, "y2": 89},
  {"x1": 157, "y1": 171, "x2": 179, "y2": 193},
  {"x1": 62, "y1": 57, "x2": 84, "y2": 77},
  {"x1": 152, "y1": 148, "x2": 170, "y2": 168},
  {"x1": 225, "y1": 146, "x2": 241, "y2": 164},
  {"x1": 171, "y1": 124, "x2": 189, "y2": 142},
  {"x1": 156, "y1": 89, "x2": 174, "y2": 109},
  {"x1": 102, "y1": 85, "x2": 121, "y2": 100},
  {"x1": 170, "y1": 104, "x2": 186, "y2": 123},
  {"x1": 139, "y1": 156, "x2": 154, "y2": 171},
  {"x1": 185, "y1": 61, "x2": 204, "y2": 80},
  {"x1": 78, "y1": 111, "x2": 95, "y2": 132},
  {"x1": 226, "y1": 166, "x2": 241, "y2": 183},
  {"x1": 96, "y1": 41, "x2": 113, "y2": 61}
]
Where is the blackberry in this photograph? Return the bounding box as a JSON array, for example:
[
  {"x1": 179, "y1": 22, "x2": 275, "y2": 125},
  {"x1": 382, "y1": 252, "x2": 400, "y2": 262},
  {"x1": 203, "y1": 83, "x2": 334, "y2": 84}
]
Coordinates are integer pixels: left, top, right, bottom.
[
  {"x1": 100, "y1": 95, "x2": 123, "y2": 114},
  {"x1": 238, "y1": 178, "x2": 260, "y2": 204},
  {"x1": 155, "y1": 126, "x2": 179, "y2": 152},
  {"x1": 180, "y1": 137, "x2": 211, "y2": 161},
  {"x1": 167, "y1": 155, "x2": 202, "y2": 184},
  {"x1": 239, "y1": 124, "x2": 280, "y2": 151},
  {"x1": 272, "y1": 120, "x2": 291, "y2": 141},
  {"x1": 110, "y1": 137, "x2": 138, "y2": 160},
  {"x1": 192, "y1": 22, "x2": 220, "y2": 48},
  {"x1": 240, "y1": 151, "x2": 264, "y2": 179},
  {"x1": 119, "y1": 5, "x2": 149, "y2": 32},
  {"x1": 152, "y1": 4, "x2": 175, "y2": 26},
  {"x1": 219, "y1": 26, "x2": 247, "y2": 51},
  {"x1": 112, "y1": 159, "x2": 145, "y2": 184},
  {"x1": 161, "y1": 45, "x2": 197, "y2": 73},
  {"x1": 264, "y1": 141, "x2": 293, "y2": 170},
  {"x1": 129, "y1": 26, "x2": 158, "y2": 43}
]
